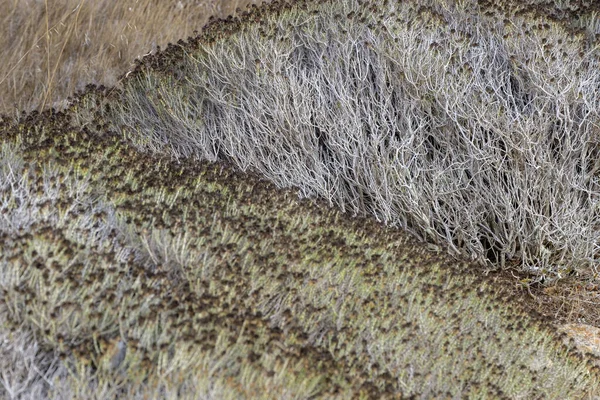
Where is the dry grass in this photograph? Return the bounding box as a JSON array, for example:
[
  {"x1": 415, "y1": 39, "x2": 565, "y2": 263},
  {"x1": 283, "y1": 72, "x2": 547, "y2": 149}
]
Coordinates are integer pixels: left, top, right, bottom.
[{"x1": 0, "y1": 0, "x2": 265, "y2": 116}]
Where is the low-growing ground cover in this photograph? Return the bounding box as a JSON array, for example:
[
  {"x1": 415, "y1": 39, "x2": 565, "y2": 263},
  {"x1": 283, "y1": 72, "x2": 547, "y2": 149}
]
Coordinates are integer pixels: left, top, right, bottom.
[
  {"x1": 104, "y1": 0, "x2": 600, "y2": 285},
  {"x1": 0, "y1": 111, "x2": 599, "y2": 398}
]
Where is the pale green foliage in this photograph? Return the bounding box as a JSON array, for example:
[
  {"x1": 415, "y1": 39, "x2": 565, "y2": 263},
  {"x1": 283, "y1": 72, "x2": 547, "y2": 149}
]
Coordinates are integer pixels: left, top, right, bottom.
[{"x1": 0, "y1": 126, "x2": 598, "y2": 397}]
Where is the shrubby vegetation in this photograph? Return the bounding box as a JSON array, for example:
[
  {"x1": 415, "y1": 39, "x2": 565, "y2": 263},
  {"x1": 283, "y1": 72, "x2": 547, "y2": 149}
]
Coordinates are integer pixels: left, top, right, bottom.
[
  {"x1": 103, "y1": 0, "x2": 600, "y2": 284},
  {"x1": 1, "y1": 125, "x2": 598, "y2": 398},
  {"x1": 2, "y1": 0, "x2": 600, "y2": 398}
]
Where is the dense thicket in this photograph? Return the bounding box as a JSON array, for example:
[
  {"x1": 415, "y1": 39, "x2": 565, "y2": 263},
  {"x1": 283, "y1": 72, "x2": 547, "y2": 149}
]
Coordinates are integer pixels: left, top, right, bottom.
[{"x1": 104, "y1": 0, "x2": 600, "y2": 282}]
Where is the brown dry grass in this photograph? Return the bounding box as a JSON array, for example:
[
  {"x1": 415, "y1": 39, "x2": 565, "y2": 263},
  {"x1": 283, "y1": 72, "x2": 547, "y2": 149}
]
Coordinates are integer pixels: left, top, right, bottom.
[{"x1": 0, "y1": 0, "x2": 265, "y2": 116}]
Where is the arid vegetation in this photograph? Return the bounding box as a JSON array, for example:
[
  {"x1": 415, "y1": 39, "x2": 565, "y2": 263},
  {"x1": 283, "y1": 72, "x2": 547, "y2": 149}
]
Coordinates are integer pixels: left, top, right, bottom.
[
  {"x1": 1, "y1": 0, "x2": 600, "y2": 398},
  {"x1": 0, "y1": 0, "x2": 265, "y2": 115},
  {"x1": 105, "y1": 0, "x2": 600, "y2": 286},
  {"x1": 1, "y1": 115, "x2": 598, "y2": 398}
]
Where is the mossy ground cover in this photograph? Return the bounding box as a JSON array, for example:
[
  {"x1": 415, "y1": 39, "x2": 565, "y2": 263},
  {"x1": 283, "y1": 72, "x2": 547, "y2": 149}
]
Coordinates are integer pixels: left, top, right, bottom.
[{"x1": 2, "y1": 0, "x2": 600, "y2": 398}]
